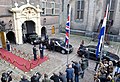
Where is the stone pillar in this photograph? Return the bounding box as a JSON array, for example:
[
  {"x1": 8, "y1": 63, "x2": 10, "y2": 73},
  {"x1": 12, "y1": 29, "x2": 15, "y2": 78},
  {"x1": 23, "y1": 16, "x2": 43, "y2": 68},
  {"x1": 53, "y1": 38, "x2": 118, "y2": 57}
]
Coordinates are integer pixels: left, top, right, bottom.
[
  {"x1": 17, "y1": 20, "x2": 23, "y2": 44},
  {"x1": 36, "y1": 13, "x2": 41, "y2": 36},
  {"x1": 13, "y1": 13, "x2": 19, "y2": 44},
  {"x1": 14, "y1": 13, "x2": 23, "y2": 44},
  {"x1": 36, "y1": 5, "x2": 42, "y2": 37}
]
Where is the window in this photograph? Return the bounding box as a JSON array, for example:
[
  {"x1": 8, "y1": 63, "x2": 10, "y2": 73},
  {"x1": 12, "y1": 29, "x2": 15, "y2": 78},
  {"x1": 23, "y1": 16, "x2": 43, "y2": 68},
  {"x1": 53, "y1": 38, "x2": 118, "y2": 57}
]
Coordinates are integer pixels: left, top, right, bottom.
[
  {"x1": 51, "y1": 3, "x2": 55, "y2": 14},
  {"x1": 76, "y1": 0, "x2": 84, "y2": 20},
  {"x1": 42, "y1": 2, "x2": 45, "y2": 8},
  {"x1": 52, "y1": 8, "x2": 54, "y2": 14},
  {"x1": 42, "y1": 8, "x2": 45, "y2": 14},
  {"x1": 62, "y1": 0, "x2": 64, "y2": 12},
  {"x1": 106, "y1": 0, "x2": 115, "y2": 20},
  {"x1": 67, "y1": 4, "x2": 69, "y2": 16},
  {"x1": 41, "y1": 1, "x2": 59, "y2": 15},
  {"x1": 41, "y1": 2, "x2": 46, "y2": 15}
]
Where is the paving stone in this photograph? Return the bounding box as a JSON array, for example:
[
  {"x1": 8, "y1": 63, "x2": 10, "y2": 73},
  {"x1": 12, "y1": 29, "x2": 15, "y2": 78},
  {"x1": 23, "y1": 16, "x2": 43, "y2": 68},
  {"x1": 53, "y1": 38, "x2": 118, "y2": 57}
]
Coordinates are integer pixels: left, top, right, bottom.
[{"x1": 0, "y1": 33, "x2": 120, "y2": 82}]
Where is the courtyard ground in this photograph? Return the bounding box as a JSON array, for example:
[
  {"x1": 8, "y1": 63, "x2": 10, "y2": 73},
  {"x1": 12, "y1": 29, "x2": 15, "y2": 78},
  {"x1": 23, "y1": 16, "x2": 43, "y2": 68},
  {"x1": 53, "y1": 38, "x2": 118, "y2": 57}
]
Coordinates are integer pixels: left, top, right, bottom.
[{"x1": 0, "y1": 33, "x2": 120, "y2": 82}]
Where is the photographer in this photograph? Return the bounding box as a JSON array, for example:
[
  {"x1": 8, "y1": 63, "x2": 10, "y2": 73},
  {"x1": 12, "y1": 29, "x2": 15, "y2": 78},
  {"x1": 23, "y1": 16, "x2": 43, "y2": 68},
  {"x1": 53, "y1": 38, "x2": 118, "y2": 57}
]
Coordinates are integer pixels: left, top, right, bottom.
[
  {"x1": 1, "y1": 71, "x2": 12, "y2": 82},
  {"x1": 31, "y1": 72, "x2": 41, "y2": 82},
  {"x1": 19, "y1": 75, "x2": 30, "y2": 82}
]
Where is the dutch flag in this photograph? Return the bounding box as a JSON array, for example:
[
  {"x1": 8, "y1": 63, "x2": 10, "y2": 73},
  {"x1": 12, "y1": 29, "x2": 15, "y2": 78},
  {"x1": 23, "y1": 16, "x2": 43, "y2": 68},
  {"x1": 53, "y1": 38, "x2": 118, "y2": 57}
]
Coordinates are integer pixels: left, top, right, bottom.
[{"x1": 96, "y1": 5, "x2": 109, "y2": 58}]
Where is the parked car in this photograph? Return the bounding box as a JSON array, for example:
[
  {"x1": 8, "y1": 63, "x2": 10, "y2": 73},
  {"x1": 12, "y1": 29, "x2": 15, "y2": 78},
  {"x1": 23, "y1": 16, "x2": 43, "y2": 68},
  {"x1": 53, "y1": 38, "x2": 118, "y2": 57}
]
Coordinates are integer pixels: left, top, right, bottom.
[
  {"x1": 77, "y1": 45, "x2": 119, "y2": 65},
  {"x1": 46, "y1": 38, "x2": 73, "y2": 54},
  {"x1": 25, "y1": 33, "x2": 41, "y2": 45}
]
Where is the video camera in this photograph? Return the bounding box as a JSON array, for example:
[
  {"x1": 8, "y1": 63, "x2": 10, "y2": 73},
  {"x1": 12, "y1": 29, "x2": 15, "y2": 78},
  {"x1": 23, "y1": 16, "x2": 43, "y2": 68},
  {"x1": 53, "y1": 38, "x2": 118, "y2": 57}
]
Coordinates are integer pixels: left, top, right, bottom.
[
  {"x1": 7, "y1": 71, "x2": 12, "y2": 76},
  {"x1": 1, "y1": 71, "x2": 12, "y2": 82}
]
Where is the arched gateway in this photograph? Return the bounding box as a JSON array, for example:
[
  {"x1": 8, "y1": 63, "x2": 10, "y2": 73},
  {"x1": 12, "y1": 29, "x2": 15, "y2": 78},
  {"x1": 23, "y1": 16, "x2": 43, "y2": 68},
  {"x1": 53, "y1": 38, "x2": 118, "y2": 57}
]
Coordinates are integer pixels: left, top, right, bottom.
[{"x1": 10, "y1": 1, "x2": 42, "y2": 44}]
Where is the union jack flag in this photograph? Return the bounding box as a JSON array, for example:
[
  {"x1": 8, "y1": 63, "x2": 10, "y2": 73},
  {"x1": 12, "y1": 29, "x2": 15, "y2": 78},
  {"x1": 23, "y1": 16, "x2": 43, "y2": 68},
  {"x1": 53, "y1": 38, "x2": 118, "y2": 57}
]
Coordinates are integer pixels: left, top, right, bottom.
[{"x1": 65, "y1": 6, "x2": 71, "y2": 47}]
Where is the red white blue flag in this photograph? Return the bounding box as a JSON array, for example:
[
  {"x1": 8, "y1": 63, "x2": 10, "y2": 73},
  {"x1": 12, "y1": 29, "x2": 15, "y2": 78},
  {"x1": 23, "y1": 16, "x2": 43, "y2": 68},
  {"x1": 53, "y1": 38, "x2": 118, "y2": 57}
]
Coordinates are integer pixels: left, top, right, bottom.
[
  {"x1": 65, "y1": 6, "x2": 71, "y2": 47},
  {"x1": 96, "y1": 5, "x2": 109, "y2": 58}
]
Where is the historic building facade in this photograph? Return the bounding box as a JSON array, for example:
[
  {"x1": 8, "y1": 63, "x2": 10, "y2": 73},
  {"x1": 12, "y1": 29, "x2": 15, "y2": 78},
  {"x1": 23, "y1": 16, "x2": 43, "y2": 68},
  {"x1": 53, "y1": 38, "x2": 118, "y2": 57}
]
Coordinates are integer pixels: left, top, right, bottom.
[
  {"x1": 0, "y1": 0, "x2": 61, "y2": 44},
  {"x1": 0, "y1": 0, "x2": 120, "y2": 44},
  {"x1": 60, "y1": 0, "x2": 120, "y2": 36}
]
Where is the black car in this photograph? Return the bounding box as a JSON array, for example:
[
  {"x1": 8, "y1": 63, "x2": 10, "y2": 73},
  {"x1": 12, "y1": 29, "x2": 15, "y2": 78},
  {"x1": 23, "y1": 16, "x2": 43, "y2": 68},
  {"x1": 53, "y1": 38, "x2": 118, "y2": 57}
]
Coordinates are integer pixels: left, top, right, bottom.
[
  {"x1": 25, "y1": 33, "x2": 41, "y2": 45},
  {"x1": 77, "y1": 45, "x2": 119, "y2": 65},
  {"x1": 46, "y1": 38, "x2": 73, "y2": 54}
]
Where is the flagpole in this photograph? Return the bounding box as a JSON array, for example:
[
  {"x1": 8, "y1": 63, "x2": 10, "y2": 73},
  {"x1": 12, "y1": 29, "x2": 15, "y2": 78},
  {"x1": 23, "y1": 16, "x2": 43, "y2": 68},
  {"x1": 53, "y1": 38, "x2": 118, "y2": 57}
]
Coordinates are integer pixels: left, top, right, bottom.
[
  {"x1": 100, "y1": 4, "x2": 109, "y2": 62},
  {"x1": 67, "y1": 5, "x2": 71, "y2": 65}
]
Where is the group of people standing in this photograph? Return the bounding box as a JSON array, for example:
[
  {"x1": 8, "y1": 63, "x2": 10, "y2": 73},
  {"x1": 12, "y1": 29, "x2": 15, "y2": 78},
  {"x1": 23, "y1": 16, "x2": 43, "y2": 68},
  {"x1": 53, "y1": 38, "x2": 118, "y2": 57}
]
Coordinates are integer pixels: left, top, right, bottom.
[
  {"x1": 33, "y1": 43, "x2": 44, "y2": 61},
  {"x1": 65, "y1": 58, "x2": 88, "y2": 82},
  {"x1": 94, "y1": 59, "x2": 120, "y2": 82}
]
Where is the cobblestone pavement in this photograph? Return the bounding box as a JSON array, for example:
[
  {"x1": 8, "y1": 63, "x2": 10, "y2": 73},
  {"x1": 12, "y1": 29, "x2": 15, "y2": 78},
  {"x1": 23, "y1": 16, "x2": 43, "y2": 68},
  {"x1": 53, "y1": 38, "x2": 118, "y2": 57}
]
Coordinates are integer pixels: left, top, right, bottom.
[{"x1": 0, "y1": 33, "x2": 120, "y2": 82}]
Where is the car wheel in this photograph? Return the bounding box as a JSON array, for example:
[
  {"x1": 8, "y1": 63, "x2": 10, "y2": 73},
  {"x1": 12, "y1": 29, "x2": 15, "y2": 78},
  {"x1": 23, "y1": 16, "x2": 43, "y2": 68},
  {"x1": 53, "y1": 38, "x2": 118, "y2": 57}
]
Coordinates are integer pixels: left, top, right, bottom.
[{"x1": 61, "y1": 50, "x2": 65, "y2": 54}]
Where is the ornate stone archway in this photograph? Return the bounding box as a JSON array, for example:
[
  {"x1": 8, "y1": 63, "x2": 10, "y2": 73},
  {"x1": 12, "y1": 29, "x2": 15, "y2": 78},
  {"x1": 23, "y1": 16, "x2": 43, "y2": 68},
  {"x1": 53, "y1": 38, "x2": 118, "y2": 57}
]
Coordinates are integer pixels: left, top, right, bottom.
[{"x1": 10, "y1": 1, "x2": 42, "y2": 44}]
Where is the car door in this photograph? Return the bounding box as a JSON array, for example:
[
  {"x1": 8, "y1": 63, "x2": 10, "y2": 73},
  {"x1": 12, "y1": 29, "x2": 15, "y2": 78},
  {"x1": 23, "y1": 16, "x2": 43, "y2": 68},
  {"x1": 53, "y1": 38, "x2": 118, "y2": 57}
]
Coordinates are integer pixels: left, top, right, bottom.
[
  {"x1": 88, "y1": 47, "x2": 96, "y2": 60},
  {"x1": 54, "y1": 41, "x2": 61, "y2": 52}
]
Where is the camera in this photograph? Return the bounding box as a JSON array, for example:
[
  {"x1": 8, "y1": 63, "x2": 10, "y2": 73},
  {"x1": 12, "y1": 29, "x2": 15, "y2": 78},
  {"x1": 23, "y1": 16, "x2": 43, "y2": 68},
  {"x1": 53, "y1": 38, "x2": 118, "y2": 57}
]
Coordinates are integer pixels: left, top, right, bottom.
[
  {"x1": 1, "y1": 71, "x2": 12, "y2": 82},
  {"x1": 31, "y1": 72, "x2": 41, "y2": 82},
  {"x1": 7, "y1": 71, "x2": 12, "y2": 76}
]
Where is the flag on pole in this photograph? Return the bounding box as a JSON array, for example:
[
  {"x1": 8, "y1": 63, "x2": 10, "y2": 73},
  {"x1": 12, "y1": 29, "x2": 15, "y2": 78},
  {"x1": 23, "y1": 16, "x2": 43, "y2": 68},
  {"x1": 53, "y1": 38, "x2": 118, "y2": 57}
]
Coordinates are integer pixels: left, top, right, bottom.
[
  {"x1": 96, "y1": 5, "x2": 109, "y2": 58},
  {"x1": 65, "y1": 6, "x2": 71, "y2": 47}
]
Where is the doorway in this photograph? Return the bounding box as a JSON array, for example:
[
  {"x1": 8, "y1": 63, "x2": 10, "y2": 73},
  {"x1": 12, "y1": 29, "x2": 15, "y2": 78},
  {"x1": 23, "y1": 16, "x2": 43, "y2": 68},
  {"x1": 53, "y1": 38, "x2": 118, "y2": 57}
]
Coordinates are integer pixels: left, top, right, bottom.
[
  {"x1": 6, "y1": 31, "x2": 16, "y2": 44},
  {"x1": 22, "y1": 20, "x2": 36, "y2": 43},
  {"x1": 22, "y1": 20, "x2": 35, "y2": 34},
  {"x1": 41, "y1": 26, "x2": 47, "y2": 36}
]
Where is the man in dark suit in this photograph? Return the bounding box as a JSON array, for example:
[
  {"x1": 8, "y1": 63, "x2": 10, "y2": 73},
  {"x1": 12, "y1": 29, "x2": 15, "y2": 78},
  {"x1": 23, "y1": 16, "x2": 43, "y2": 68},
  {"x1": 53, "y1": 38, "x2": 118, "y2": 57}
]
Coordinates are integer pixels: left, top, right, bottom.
[
  {"x1": 39, "y1": 43, "x2": 44, "y2": 59},
  {"x1": 33, "y1": 45, "x2": 37, "y2": 61}
]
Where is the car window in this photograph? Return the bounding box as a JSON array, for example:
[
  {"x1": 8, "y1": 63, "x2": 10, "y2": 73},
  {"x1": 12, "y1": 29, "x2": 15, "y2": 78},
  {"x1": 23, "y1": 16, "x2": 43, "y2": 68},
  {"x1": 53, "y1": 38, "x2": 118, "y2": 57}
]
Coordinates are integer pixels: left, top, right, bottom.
[
  {"x1": 55, "y1": 41, "x2": 60, "y2": 46},
  {"x1": 57, "y1": 40, "x2": 64, "y2": 45},
  {"x1": 88, "y1": 48, "x2": 96, "y2": 53},
  {"x1": 29, "y1": 34, "x2": 38, "y2": 38}
]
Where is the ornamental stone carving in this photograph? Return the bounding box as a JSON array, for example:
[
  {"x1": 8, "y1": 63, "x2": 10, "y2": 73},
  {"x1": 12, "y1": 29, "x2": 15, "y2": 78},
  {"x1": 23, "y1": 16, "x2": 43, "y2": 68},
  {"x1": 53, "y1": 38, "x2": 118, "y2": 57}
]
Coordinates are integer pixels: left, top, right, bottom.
[
  {"x1": 21, "y1": 7, "x2": 37, "y2": 19},
  {"x1": 10, "y1": 2, "x2": 42, "y2": 44}
]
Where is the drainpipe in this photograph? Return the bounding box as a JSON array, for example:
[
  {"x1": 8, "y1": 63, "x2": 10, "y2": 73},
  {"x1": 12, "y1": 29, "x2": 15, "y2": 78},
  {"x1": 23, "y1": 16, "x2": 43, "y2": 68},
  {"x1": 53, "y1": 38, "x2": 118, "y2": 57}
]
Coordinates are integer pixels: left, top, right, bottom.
[
  {"x1": 85, "y1": 0, "x2": 90, "y2": 32},
  {"x1": 58, "y1": 3, "x2": 61, "y2": 33}
]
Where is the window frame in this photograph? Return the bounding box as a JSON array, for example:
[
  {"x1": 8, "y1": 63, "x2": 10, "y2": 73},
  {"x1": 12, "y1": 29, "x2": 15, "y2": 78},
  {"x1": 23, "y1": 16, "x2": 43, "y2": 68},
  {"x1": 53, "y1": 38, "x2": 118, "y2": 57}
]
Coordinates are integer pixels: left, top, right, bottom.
[
  {"x1": 75, "y1": 0, "x2": 84, "y2": 21},
  {"x1": 106, "y1": 0, "x2": 115, "y2": 20}
]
